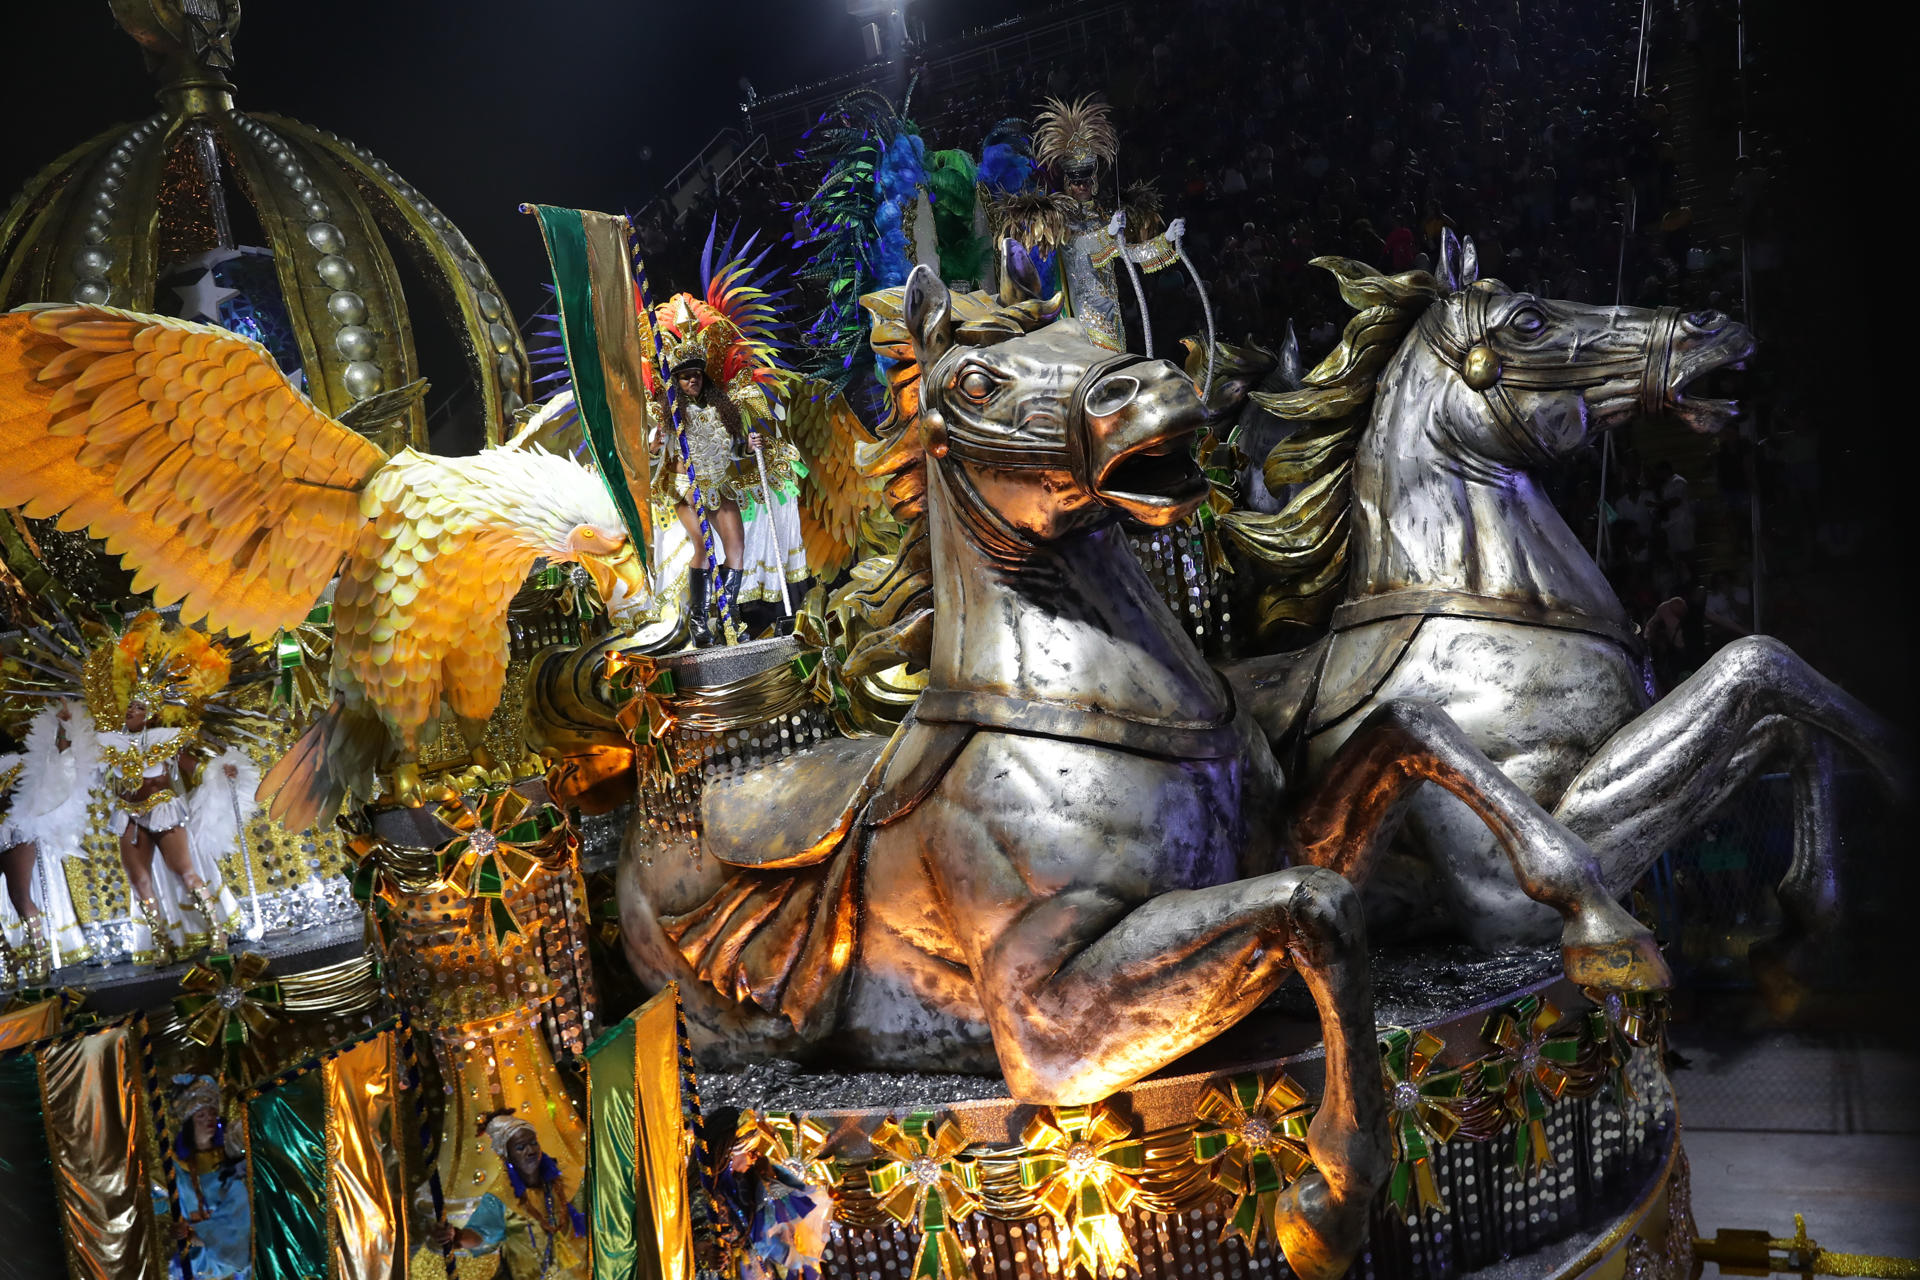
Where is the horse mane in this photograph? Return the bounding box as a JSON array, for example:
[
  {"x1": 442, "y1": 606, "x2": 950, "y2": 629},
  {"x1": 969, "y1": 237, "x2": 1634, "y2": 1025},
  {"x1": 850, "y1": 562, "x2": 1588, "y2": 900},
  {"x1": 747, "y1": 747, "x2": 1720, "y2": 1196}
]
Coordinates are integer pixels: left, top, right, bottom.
[
  {"x1": 830, "y1": 284, "x2": 1063, "y2": 679},
  {"x1": 1222, "y1": 257, "x2": 1442, "y2": 642}
]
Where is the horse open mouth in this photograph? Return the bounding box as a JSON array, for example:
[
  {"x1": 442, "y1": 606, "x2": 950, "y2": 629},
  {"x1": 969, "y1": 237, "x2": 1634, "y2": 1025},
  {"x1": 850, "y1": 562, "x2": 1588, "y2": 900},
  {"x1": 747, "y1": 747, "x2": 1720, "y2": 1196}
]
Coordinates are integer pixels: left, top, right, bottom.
[
  {"x1": 1094, "y1": 430, "x2": 1211, "y2": 525},
  {"x1": 1671, "y1": 359, "x2": 1748, "y2": 432}
]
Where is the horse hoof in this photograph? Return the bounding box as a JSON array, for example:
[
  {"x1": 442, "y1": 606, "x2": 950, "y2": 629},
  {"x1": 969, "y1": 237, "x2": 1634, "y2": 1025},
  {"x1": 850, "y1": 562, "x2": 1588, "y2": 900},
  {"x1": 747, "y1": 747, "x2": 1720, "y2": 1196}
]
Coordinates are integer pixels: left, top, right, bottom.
[{"x1": 1560, "y1": 932, "x2": 1672, "y2": 991}]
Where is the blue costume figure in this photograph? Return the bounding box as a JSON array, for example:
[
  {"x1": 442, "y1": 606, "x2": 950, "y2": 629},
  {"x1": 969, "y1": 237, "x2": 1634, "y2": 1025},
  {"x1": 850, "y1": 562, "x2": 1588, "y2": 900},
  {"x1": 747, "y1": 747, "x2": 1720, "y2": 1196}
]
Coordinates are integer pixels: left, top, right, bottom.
[
  {"x1": 155, "y1": 1074, "x2": 251, "y2": 1280},
  {"x1": 432, "y1": 1110, "x2": 588, "y2": 1280}
]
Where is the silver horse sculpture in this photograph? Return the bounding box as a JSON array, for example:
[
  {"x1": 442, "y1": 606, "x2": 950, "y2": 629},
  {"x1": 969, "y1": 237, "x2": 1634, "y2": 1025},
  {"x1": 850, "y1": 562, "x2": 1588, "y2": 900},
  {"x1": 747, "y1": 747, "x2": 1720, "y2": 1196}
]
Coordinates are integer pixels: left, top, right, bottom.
[
  {"x1": 537, "y1": 258, "x2": 1685, "y2": 1278},
  {"x1": 1234, "y1": 235, "x2": 1904, "y2": 991}
]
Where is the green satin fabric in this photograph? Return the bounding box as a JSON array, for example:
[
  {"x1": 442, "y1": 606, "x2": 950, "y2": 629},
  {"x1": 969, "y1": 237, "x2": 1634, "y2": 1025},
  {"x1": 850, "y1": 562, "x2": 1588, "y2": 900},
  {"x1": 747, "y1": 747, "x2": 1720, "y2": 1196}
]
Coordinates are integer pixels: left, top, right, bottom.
[
  {"x1": 584, "y1": 987, "x2": 693, "y2": 1280},
  {"x1": 584, "y1": 1014, "x2": 640, "y2": 1280},
  {"x1": 247, "y1": 1070, "x2": 328, "y2": 1280},
  {"x1": 0, "y1": 1053, "x2": 67, "y2": 1277}
]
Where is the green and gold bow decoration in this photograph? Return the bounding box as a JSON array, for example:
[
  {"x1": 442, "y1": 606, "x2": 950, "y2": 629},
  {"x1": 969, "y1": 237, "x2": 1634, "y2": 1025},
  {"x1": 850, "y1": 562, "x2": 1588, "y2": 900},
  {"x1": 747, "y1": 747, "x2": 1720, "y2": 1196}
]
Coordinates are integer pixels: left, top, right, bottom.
[
  {"x1": 344, "y1": 826, "x2": 402, "y2": 917},
  {"x1": 1019, "y1": 1103, "x2": 1148, "y2": 1277},
  {"x1": 867, "y1": 1111, "x2": 981, "y2": 1280},
  {"x1": 1192, "y1": 1072, "x2": 1314, "y2": 1247},
  {"x1": 174, "y1": 952, "x2": 282, "y2": 1080},
  {"x1": 270, "y1": 603, "x2": 333, "y2": 716},
  {"x1": 1380, "y1": 1028, "x2": 1468, "y2": 1215},
  {"x1": 1480, "y1": 997, "x2": 1583, "y2": 1178},
  {"x1": 1583, "y1": 986, "x2": 1663, "y2": 1107},
  {"x1": 737, "y1": 1111, "x2": 841, "y2": 1190},
  {"x1": 432, "y1": 788, "x2": 567, "y2": 943},
  {"x1": 605, "y1": 649, "x2": 680, "y2": 786},
  {"x1": 790, "y1": 602, "x2": 851, "y2": 712}
]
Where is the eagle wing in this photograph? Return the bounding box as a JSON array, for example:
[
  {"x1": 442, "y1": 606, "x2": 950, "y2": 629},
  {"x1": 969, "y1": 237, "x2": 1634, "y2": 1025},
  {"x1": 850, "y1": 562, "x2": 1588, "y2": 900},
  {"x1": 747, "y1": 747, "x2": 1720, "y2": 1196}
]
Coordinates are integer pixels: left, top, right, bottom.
[
  {"x1": 0, "y1": 304, "x2": 388, "y2": 641},
  {"x1": 787, "y1": 379, "x2": 880, "y2": 578}
]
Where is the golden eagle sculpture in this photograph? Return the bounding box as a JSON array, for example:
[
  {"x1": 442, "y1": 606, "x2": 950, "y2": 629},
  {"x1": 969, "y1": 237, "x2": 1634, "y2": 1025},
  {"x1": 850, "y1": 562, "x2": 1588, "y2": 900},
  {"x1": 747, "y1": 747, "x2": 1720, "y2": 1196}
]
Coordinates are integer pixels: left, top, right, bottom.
[{"x1": 0, "y1": 303, "x2": 649, "y2": 829}]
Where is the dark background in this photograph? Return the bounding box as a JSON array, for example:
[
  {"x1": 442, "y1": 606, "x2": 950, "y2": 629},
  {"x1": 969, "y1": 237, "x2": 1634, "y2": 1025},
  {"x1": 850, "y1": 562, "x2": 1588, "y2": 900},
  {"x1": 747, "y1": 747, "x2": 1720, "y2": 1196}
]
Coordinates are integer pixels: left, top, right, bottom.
[
  {"x1": 0, "y1": 0, "x2": 1054, "y2": 324},
  {"x1": 0, "y1": 0, "x2": 1899, "y2": 725}
]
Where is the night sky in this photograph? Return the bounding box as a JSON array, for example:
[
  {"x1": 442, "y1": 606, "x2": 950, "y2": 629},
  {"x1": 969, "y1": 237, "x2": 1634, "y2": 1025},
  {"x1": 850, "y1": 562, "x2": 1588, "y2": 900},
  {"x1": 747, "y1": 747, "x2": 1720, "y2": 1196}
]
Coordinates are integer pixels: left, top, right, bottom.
[{"x1": 0, "y1": 1, "x2": 1049, "y2": 392}]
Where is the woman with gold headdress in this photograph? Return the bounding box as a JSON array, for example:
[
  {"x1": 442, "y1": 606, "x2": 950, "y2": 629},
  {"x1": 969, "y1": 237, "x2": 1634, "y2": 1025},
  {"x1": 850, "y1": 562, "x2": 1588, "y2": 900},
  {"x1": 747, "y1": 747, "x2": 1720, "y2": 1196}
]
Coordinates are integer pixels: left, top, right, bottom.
[
  {"x1": 155, "y1": 1073, "x2": 251, "y2": 1280},
  {"x1": 87, "y1": 613, "x2": 258, "y2": 962},
  {"x1": 1013, "y1": 95, "x2": 1187, "y2": 353}
]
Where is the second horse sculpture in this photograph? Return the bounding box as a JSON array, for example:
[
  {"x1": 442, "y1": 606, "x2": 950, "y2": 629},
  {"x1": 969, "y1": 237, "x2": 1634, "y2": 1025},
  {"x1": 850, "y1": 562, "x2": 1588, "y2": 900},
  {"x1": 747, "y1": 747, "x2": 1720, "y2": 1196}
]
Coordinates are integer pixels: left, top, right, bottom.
[
  {"x1": 1230, "y1": 235, "x2": 1903, "y2": 997},
  {"x1": 533, "y1": 256, "x2": 1674, "y2": 1279}
]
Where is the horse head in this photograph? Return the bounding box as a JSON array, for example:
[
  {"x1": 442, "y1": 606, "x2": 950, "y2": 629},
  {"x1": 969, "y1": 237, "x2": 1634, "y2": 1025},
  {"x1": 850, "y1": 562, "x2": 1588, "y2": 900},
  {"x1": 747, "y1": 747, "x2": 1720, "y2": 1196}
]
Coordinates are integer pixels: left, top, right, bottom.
[
  {"x1": 1414, "y1": 230, "x2": 1755, "y2": 466},
  {"x1": 897, "y1": 258, "x2": 1210, "y2": 545}
]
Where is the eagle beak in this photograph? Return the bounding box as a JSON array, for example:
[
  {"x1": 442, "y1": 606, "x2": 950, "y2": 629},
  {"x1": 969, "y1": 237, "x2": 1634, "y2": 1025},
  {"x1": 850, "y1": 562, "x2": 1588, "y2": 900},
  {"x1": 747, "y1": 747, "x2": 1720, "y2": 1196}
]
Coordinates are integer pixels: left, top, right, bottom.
[{"x1": 581, "y1": 544, "x2": 648, "y2": 626}]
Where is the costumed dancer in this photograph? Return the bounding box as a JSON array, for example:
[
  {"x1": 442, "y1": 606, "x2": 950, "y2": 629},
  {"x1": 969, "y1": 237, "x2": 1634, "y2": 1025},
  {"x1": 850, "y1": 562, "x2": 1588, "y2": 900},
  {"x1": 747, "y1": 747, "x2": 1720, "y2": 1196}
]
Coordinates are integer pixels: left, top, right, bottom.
[
  {"x1": 0, "y1": 702, "x2": 97, "y2": 986},
  {"x1": 1020, "y1": 95, "x2": 1187, "y2": 353},
  {"x1": 155, "y1": 1074, "x2": 252, "y2": 1280},
  {"x1": 431, "y1": 1109, "x2": 588, "y2": 1280},
  {"x1": 90, "y1": 613, "x2": 259, "y2": 964},
  {"x1": 643, "y1": 252, "x2": 804, "y2": 646}
]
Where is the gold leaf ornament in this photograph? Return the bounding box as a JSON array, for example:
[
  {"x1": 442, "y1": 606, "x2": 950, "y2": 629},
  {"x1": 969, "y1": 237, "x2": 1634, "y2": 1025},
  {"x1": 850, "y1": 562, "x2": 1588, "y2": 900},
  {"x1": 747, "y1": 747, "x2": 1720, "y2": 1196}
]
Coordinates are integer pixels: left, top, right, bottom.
[
  {"x1": 867, "y1": 1112, "x2": 981, "y2": 1280},
  {"x1": 1192, "y1": 1073, "x2": 1315, "y2": 1248},
  {"x1": 1018, "y1": 1103, "x2": 1147, "y2": 1277}
]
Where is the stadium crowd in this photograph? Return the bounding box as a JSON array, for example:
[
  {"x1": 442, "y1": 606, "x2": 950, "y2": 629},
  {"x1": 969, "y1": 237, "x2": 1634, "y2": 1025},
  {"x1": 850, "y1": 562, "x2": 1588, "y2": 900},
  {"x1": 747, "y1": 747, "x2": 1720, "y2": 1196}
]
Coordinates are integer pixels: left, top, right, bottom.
[{"x1": 649, "y1": 0, "x2": 1850, "y2": 697}]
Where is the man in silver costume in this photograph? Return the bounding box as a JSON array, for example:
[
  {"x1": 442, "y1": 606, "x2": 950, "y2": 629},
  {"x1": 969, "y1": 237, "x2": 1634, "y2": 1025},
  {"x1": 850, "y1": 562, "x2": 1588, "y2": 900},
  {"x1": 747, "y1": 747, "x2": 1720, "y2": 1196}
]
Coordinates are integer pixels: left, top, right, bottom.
[{"x1": 1034, "y1": 96, "x2": 1186, "y2": 353}]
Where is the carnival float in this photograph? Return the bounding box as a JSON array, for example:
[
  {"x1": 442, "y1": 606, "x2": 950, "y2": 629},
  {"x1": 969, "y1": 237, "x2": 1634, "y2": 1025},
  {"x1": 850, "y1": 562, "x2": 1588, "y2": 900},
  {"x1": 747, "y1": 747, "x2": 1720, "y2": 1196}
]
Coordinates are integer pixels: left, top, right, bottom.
[{"x1": 0, "y1": 4, "x2": 1905, "y2": 1280}]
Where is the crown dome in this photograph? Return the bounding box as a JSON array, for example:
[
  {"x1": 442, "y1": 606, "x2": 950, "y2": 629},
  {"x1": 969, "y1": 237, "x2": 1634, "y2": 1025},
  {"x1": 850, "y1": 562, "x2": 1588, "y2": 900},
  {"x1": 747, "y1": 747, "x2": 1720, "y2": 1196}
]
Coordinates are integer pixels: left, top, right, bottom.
[{"x1": 0, "y1": 0, "x2": 531, "y2": 611}]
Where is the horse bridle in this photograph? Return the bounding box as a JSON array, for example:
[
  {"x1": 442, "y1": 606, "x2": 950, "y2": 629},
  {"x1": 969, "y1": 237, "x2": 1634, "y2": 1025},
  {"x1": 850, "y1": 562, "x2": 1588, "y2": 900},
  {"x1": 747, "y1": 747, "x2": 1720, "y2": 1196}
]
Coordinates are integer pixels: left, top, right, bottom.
[
  {"x1": 934, "y1": 348, "x2": 1151, "y2": 487},
  {"x1": 1418, "y1": 285, "x2": 1681, "y2": 463}
]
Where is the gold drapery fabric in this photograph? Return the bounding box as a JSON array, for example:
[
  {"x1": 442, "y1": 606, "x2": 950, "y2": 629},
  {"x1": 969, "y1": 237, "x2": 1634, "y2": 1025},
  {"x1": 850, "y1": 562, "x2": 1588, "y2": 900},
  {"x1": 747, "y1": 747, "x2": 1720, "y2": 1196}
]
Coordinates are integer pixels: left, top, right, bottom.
[
  {"x1": 37, "y1": 1021, "x2": 164, "y2": 1280},
  {"x1": 432, "y1": 1008, "x2": 589, "y2": 1212},
  {"x1": 0, "y1": 995, "x2": 61, "y2": 1050},
  {"x1": 325, "y1": 1031, "x2": 406, "y2": 1280},
  {"x1": 632, "y1": 988, "x2": 692, "y2": 1280}
]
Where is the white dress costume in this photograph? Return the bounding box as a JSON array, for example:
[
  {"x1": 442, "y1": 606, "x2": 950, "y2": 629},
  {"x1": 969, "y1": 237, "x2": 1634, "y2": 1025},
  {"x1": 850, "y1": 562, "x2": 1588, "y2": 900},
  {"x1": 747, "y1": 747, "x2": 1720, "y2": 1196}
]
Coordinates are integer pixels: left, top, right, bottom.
[
  {"x1": 1, "y1": 704, "x2": 97, "y2": 969},
  {"x1": 738, "y1": 489, "x2": 807, "y2": 607},
  {"x1": 99, "y1": 726, "x2": 253, "y2": 953}
]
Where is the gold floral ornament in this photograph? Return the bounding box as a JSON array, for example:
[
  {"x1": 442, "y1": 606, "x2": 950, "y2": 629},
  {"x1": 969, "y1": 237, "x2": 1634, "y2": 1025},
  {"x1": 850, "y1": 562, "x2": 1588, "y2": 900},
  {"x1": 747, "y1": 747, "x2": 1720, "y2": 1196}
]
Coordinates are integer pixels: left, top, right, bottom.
[
  {"x1": 1192, "y1": 1073, "x2": 1314, "y2": 1247},
  {"x1": 605, "y1": 649, "x2": 679, "y2": 786},
  {"x1": 1379, "y1": 1028, "x2": 1468, "y2": 1215},
  {"x1": 736, "y1": 1111, "x2": 841, "y2": 1191},
  {"x1": 1480, "y1": 997, "x2": 1583, "y2": 1177},
  {"x1": 431, "y1": 788, "x2": 566, "y2": 943},
  {"x1": 174, "y1": 952, "x2": 282, "y2": 1078},
  {"x1": 866, "y1": 1111, "x2": 981, "y2": 1280},
  {"x1": 1583, "y1": 986, "x2": 1662, "y2": 1106},
  {"x1": 789, "y1": 602, "x2": 851, "y2": 713},
  {"x1": 1018, "y1": 1103, "x2": 1147, "y2": 1277}
]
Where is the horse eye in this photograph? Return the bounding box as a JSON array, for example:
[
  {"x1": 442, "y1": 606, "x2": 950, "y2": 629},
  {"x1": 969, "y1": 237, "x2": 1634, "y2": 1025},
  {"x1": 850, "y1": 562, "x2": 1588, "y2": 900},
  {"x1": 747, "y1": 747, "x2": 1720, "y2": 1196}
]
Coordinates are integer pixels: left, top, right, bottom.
[
  {"x1": 957, "y1": 369, "x2": 997, "y2": 402},
  {"x1": 1507, "y1": 308, "x2": 1547, "y2": 337}
]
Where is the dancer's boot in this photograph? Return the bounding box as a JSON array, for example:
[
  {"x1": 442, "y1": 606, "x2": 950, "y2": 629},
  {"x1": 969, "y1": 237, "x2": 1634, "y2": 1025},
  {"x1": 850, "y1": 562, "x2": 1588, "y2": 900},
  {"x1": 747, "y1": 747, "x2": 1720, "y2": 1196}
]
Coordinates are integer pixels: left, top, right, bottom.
[
  {"x1": 686, "y1": 569, "x2": 713, "y2": 648},
  {"x1": 718, "y1": 567, "x2": 744, "y2": 644},
  {"x1": 20, "y1": 915, "x2": 52, "y2": 985},
  {"x1": 138, "y1": 895, "x2": 179, "y2": 965}
]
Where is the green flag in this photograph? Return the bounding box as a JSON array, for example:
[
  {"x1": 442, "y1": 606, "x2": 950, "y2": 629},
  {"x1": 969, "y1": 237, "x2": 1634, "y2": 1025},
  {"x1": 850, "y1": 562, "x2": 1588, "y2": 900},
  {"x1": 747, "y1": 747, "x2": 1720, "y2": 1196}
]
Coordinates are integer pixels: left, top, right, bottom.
[{"x1": 525, "y1": 203, "x2": 656, "y2": 560}]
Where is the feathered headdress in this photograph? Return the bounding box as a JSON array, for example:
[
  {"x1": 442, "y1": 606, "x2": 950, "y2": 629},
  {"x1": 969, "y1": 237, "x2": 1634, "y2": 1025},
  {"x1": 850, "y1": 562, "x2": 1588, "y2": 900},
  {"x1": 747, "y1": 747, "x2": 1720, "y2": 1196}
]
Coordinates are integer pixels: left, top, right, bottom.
[
  {"x1": 643, "y1": 221, "x2": 792, "y2": 420},
  {"x1": 92, "y1": 611, "x2": 231, "y2": 725},
  {"x1": 1034, "y1": 96, "x2": 1119, "y2": 180},
  {"x1": 2, "y1": 601, "x2": 269, "y2": 745}
]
